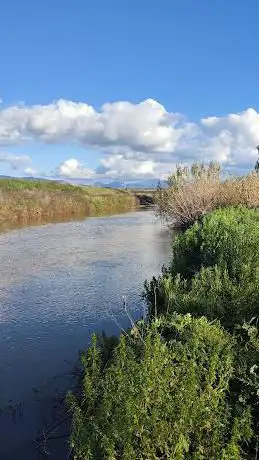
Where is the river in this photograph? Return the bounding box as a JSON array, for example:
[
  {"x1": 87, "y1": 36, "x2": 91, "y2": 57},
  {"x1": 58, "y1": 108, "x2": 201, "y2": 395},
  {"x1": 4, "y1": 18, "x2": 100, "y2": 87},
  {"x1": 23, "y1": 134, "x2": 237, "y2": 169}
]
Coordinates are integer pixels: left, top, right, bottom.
[{"x1": 0, "y1": 209, "x2": 172, "y2": 459}]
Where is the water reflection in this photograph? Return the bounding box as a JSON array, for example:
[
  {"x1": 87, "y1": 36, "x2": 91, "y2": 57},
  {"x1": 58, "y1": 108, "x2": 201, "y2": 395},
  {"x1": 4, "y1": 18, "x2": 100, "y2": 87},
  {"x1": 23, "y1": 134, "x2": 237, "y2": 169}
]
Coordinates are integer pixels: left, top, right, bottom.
[
  {"x1": 0, "y1": 210, "x2": 172, "y2": 459},
  {"x1": 0, "y1": 212, "x2": 86, "y2": 233},
  {"x1": 0, "y1": 206, "x2": 139, "y2": 234}
]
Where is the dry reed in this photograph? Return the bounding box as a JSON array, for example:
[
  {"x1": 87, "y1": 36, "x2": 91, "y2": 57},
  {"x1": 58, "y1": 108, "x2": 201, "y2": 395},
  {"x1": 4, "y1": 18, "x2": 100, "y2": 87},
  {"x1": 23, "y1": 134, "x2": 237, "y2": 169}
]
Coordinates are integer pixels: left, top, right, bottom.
[
  {"x1": 0, "y1": 179, "x2": 137, "y2": 228},
  {"x1": 156, "y1": 163, "x2": 259, "y2": 228}
]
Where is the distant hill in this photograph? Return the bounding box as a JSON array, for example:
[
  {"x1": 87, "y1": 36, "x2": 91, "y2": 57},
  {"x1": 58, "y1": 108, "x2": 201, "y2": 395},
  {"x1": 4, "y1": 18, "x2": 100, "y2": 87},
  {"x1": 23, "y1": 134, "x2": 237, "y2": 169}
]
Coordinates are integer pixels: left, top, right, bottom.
[
  {"x1": 0, "y1": 175, "x2": 53, "y2": 182},
  {"x1": 102, "y1": 181, "x2": 125, "y2": 189},
  {"x1": 94, "y1": 179, "x2": 168, "y2": 190},
  {"x1": 0, "y1": 175, "x2": 168, "y2": 189}
]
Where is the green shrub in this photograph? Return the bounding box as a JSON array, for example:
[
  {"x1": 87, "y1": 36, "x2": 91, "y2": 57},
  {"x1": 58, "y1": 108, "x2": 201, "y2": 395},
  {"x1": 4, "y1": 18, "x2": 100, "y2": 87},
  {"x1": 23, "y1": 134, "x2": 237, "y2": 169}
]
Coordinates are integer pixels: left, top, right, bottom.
[
  {"x1": 145, "y1": 207, "x2": 259, "y2": 325},
  {"x1": 146, "y1": 263, "x2": 259, "y2": 329},
  {"x1": 68, "y1": 314, "x2": 253, "y2": 460},
  {"x1": 171, "y1": 206, "x2": 259, "y2": 280},
  {"x1": 233, "y1": 320, "x2": 259, "y2": 442}
]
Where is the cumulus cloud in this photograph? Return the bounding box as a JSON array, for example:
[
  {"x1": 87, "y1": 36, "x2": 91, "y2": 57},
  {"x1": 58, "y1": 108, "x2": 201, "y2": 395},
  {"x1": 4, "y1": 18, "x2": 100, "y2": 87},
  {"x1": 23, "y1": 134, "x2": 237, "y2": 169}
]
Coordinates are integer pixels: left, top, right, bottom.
[
  {"x1": 0, "y1": 98, "x2": 185, "y2": 152},
  {"x1": 24, "y1": 167, "x2": 38, "y2": 176},
  {"x1": 57, "y1": 158, "x2": 95, "y2": 179},
  {"x1": 55, "y1": 155, "x2": 175, "y2": 180},
  {"x1": 0, "y1": 152, "x2": 31, "y2": 170},
  {"x1": 0, "y1": 98, "x2": 258, "y2": 178},
  {"x1": 96, "y1": 154, "x2": 157, "y2": 179}
]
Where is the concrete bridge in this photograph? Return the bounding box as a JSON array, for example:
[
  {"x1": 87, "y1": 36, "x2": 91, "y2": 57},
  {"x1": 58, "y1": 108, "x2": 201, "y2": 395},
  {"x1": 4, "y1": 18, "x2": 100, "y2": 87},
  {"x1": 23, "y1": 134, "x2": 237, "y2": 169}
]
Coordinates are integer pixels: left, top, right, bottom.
[{"x1": 130, "y1": 189, "x2": 156, "y2": 206}]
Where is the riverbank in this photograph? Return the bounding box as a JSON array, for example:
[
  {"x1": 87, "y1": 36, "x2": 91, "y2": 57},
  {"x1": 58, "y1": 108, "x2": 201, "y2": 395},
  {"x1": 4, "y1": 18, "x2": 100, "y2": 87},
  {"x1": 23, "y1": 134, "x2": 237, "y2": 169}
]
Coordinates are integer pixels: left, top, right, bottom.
[
  {"x1": 0, "y1": 178, "x2": 138, "y2": 229},
  {"x1": 69, "y1": 206, "x2": 259, "y2": 459}
]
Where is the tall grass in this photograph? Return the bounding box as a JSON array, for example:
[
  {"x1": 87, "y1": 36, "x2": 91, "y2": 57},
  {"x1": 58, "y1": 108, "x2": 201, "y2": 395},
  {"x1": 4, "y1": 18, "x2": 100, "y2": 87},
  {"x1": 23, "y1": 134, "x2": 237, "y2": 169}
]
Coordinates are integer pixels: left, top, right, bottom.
[
  {"x1": 156, "y1": 162, "x2": 259, "y2": 228},
  {"x1": 0, "y1": 178, "x2": 137, "y2": 227}
]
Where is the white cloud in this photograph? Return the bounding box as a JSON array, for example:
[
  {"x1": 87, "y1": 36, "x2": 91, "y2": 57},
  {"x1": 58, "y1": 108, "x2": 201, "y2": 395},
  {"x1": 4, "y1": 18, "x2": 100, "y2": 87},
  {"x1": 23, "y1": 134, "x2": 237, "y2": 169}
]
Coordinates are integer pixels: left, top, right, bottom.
[
  {"x1": 97, "y1": 154, "x2": 157, "y2": 179},
  {"x1": 24, "y1": 167, "x2": 38, "y2": 176},
  {"x1": 0, "y1": 98, "x2": 184, "y2": 152},
  {"x1": 0, "y1": 152, "x2": 31, "y2": 170},
  {"x1": 57, "y1": 158, "x2": 95, "y2": 179},
  {"x1": 200, "y1": 108, "x2": 259, "y2": 167},
  {"x1": 0, "y1": 98, "x2": 259, "y2": 178}
]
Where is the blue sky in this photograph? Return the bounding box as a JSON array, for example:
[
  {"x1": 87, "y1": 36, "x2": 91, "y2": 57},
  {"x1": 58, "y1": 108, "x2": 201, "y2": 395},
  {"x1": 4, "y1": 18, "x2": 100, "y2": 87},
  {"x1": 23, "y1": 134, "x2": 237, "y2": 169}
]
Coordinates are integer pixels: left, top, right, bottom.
[{"x1": 1, "y1": 0, "x2": 259, "y2": 181}]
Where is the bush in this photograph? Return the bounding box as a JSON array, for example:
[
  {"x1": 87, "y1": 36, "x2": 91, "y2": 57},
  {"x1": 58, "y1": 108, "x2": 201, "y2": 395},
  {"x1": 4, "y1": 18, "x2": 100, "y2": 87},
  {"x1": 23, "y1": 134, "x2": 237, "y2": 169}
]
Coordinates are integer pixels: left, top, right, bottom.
[
  {"x1": 145, "y1": 207, "x2": 259, "y2": 325},
  {"x1": 156, "y1": 162, "x2": 259, "y2": 228},
  {"x1": 146, "y1": 264, "x2": 259, "y2": 329},
  {"x1": 171, "y1": 206, "x2": 259, "y2": 279},
  {"x1": 68, "y1": 314, "x2": 254, "y2": 460},
  {"x1": 144, "y1": 206, "x2": 259, "y2": 457}
]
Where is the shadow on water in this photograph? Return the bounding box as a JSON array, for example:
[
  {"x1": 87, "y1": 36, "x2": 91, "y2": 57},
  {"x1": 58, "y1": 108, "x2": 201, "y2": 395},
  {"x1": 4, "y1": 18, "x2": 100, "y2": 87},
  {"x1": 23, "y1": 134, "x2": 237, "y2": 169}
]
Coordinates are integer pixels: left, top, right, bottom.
[{"x1": 0, "y1": 209, "x2": 173, "y2": 459}]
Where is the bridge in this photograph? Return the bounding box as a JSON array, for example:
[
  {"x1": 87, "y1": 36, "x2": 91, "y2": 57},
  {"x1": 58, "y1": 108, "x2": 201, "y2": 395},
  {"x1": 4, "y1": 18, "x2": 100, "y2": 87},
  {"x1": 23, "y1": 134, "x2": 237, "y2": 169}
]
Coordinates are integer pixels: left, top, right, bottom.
[{"x1": 130, "y1": 189, "x2": 156, "y2": 206}]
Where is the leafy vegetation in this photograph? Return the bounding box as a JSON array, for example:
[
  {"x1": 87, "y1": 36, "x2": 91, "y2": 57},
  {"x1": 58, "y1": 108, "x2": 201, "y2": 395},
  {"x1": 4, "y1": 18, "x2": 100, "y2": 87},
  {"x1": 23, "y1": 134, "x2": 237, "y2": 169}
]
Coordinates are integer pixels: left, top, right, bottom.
[
  {"x1": 69, "y1": 206, "x2": 259, "y2": 459},
  {"x1": 69, "y1": 315, "x2": 255, "y2": 459},
  {"x1": 145, "y1": 207, "x2": 259, "y2": 327},
  {"x1": 0, "y1": 178, "x2": 137, "y2": 229}
]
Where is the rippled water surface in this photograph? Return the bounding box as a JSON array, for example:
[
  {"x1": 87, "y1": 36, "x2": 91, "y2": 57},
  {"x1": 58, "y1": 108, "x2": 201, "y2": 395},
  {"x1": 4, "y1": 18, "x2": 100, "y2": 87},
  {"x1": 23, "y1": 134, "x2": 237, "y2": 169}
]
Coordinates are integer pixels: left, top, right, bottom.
[{"x1": 0, "y1": 210, "x2": 172, "y2": 459}]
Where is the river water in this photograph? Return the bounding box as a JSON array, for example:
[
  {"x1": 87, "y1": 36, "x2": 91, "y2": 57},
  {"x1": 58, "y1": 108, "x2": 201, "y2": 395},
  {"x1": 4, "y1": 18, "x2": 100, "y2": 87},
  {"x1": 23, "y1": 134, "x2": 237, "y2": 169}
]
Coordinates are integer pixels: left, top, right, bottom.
[{"x1": 0, "y1": 209, "x2": 172, "y2": 459}]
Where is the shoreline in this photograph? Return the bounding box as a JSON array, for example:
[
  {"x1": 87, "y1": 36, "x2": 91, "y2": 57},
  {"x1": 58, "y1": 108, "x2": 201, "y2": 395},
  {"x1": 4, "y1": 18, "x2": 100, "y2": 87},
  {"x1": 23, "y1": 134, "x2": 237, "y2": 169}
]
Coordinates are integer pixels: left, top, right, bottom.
[{"x1": 0, "y1": 178, "x2": 142, "y2": 233}]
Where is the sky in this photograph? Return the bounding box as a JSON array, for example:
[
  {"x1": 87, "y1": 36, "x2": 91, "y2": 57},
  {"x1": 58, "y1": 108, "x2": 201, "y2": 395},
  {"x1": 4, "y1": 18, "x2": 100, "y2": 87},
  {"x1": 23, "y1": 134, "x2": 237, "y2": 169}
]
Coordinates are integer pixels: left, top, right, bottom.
[{"x1": 1, "y1": 0, "x2": 259, "y2": 182}]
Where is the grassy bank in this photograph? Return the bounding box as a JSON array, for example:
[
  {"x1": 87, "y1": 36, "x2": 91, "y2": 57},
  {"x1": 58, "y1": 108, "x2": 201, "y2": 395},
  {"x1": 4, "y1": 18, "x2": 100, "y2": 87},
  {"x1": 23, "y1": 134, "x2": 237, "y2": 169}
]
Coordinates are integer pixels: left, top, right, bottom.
[
  {"x1": 0, "y1": 178, "x2": 137, "y2": 227},
  {"x1": 69, "y1": 206, "x2": 259, "y2": 459}
]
